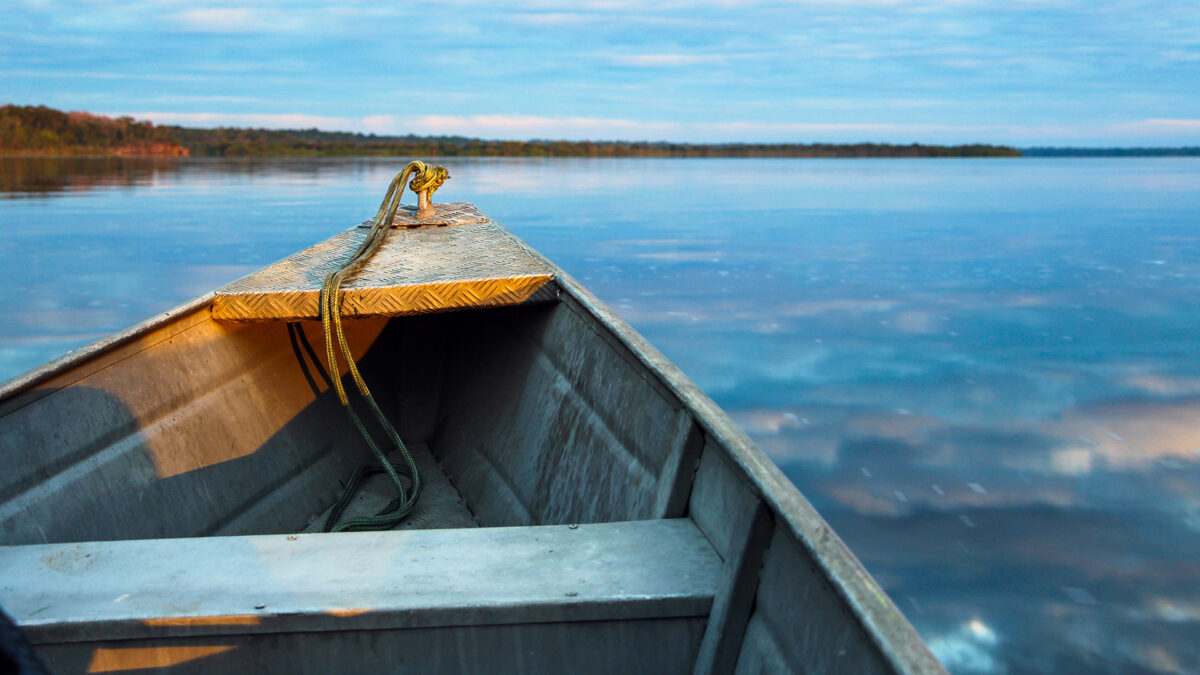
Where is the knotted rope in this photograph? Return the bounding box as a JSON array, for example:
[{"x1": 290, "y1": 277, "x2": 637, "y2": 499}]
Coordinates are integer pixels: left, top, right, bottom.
[
  {"x1": 409, "y1": 164, "x2": 448, "y2": 194},
  {"x1": 320, "y1": 160, "x2": 448, "y2": 532}
]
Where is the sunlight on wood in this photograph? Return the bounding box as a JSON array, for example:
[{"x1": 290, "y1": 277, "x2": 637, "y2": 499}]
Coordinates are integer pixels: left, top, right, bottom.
[
  {"x1": 142, "y1": 614, "x2": 260, "y2": 627},
  {"x1": 140, "y1": 318, "x2": 387, "y2": 478},
  {"x1": 87, "y1": 645, "x2": 236, "y2": 672}
]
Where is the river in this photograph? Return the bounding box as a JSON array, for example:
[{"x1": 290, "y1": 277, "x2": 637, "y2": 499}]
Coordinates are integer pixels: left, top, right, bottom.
[{"x1": 3, "y1": 156, "x2": 1200, "y2": 674}]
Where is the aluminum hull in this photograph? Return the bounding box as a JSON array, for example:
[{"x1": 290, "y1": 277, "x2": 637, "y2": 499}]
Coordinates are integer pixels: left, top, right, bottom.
[{"x1": 0, "y1": 222, "x2": 944, "y2": 674}]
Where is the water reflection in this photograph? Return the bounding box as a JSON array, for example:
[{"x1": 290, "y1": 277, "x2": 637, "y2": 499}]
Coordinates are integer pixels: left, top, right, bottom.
[
  {"x1": 0, "y1": 156, "x2": 171, "y2": 196},
  {"x1": 2, "y1": 156, "x2": 1200, "y2": 674}
]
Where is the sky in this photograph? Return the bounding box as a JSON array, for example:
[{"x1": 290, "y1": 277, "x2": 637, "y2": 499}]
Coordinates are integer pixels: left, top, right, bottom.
[{"x1": 3, "y1": 0, "x2": 1200, "y2": 146}]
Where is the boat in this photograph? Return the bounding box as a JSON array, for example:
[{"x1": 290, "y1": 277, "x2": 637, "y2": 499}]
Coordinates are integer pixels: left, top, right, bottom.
[{"x1": 0, "y1": 164, "x2": 945, "y2": 674}]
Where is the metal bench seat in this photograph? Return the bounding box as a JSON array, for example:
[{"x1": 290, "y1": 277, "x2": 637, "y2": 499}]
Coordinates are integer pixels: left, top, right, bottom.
[{"x1": 0, "y1": 520, "x2": 722, "y2": 673}]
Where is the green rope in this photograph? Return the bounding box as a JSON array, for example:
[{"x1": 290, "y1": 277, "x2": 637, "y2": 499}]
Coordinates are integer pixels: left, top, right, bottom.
[{"x1": 320, "y1": 160, "x2": 447, "y2": 532}]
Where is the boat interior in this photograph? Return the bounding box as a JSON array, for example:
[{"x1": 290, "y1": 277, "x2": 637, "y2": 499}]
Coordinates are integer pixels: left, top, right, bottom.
[
  {"x1": 0, "y1": 277, "x2": 939, "y2": 673},
  {"x1": 2, "y1": 297, "x2": 704, "y2": 542}
]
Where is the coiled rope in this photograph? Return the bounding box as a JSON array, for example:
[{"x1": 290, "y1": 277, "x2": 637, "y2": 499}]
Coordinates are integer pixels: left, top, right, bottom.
[{"x1": 320, "y1": 160, "x2": 447, "y2": 532}]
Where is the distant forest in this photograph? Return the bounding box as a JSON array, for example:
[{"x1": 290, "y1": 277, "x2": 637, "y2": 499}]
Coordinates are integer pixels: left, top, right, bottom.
[
  {"x1": 0, "y1": 105, "x2": 188, "y2": 157},
  {"x1": 3, "y1": 104, "x2": 1022, "y2": 158},
  {"x1": 8, "y1": 104, "x2": 1197, "y2": 159},
  {"x1": 168, "y1": 125, "x2": 1021, "y2": 158},
  {"x1": 1023, "y1": 147, "x2": 1200, "y2": 157}
]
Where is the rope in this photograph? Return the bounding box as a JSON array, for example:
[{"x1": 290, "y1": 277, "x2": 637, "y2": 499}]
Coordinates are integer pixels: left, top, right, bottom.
[
  {"x1": 320, "y1": 160, "x2": 447, "y2": 532},
  {"x1": 409, "y1": 164, "x2": 448, "y2": 194}
]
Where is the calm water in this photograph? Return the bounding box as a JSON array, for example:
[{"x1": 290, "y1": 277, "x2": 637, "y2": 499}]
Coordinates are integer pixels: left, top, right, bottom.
[{"x1": 4, "y1": 156, "x2": 1200, "y2": 673}]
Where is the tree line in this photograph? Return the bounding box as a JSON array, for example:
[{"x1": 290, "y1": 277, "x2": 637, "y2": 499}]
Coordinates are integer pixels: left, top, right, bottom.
[
  {"x1": 0, "y1": 105, "x2": 188, "y2": 156},
  {"x1": 3, "y1": 104, "x2": 1024, "y2": 158},
  {"x1": 1023, "y1": 147, "x2": 1200, "y2": 157}
]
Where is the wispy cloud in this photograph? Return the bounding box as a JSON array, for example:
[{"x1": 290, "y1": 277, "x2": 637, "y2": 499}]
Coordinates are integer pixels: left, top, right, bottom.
[
  {"x1": 170, "y1": 7, "x2": 301, "y2": 34},
  {"x1": 7, "y1": 0, "x2": 1194, "y2": 145},
  {"x1": 1161, "y1": 49, "x2": 1200, "y2": 62},
  {"x1": 125, "y1": 112, "x2": 376, "y2": 131},
  {"x1": 117, "y1": 111, "x2": 1200, "y2": 145},
  {"x1": 507, "y1": 12, "x2": 596, "y2": 26},
  {"x1": 1119, "y1": 118, "x2": 1200, "y2": 134},
  {"x1": 406, "y1": 114, "x2": 682, "y2": 139},
  {"x1": 603, "y1": 52, "x2": 731, "y2": 67},
  {"x1": 409, "y1": 114, "x2": 979, "y2": 141}
]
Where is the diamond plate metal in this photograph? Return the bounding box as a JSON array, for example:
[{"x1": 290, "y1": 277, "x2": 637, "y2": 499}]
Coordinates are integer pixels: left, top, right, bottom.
[{"x1": 212, "y1": 211, "x2": 556, "y2": 323}]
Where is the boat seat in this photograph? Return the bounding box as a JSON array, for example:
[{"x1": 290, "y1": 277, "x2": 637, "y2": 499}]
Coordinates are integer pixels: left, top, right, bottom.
[{"x1": 0, "y1": 519, "x2": 722, "y2": 674}]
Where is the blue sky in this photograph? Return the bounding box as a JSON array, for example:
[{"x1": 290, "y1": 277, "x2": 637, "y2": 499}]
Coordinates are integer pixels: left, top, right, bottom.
[{"x1": 3, "y1": 0, "x2": 1199, "y2": 145}]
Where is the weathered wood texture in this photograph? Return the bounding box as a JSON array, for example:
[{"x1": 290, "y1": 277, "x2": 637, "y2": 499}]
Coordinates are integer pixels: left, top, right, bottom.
[
  {"x1": 3, "y1": 521, "x2": 720, "y2": 674},
  {"x1": 431, "y1": 300, "x2": 699, "y2": 527}
]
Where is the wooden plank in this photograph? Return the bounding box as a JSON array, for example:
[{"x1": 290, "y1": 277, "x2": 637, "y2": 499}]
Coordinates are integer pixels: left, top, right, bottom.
[
  {"x1": 212, "y1": 215, "x2": 556, "y2": 322},
  {"x1": 1, "y1": 520, "x2": 721, "y2": 645}
]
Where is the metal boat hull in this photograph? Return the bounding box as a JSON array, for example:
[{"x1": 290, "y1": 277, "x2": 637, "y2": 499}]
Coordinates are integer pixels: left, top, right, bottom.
[{"x1": 0, "y1": 223, "x2": 944, "y2": 674}]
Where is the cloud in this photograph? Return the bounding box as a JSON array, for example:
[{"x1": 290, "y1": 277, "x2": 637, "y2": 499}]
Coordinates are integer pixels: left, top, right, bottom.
[
  {"x1": 359, "y1": 115, "x2": 401, "y2": 134},
  {"x1": 9, "y1": 0, "x2": 1200, "y2": 147},
  {"x1": 405, "y1": 114, "x2": 1011, "y2": 142},
  {"x1": 110, "y1": 109, "x2": 1200, "y2": 145},
  {"x1": 507, "y1": 12, "x2": 596, "y2": 26},
  {"x1": 172, "y1": 8, "x2": 257, "y2": 32},
  {"x1": 170, "y1": 7, "x2": 301, "y2": 34},
  {"x1": 1161, "y1": 50, "x2": 1200, "y2": 62},
  {"x1": 926, "y1": 620, "x2": 1002, "y2": 674},
  {"x1": 142, "y1": 95, "x2": 266, "y2": 105},
  {"x1": 124, "y1": 112, "x2": 379, "y2": 131},
  {"x1": 405, "y1": 114, "x2": 682, "y2": 140},
  {"x1": 1119, "y1": 118, "x2": 1200, "y2": 134},
  {"x1": 604, "y1": 53, "x2": 730, "y2": 67}
]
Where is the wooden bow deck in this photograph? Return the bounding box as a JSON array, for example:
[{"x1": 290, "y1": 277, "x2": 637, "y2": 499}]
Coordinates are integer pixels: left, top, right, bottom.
[{"x1": 211, "y1": 203, "x2": 556, "y2": 322}]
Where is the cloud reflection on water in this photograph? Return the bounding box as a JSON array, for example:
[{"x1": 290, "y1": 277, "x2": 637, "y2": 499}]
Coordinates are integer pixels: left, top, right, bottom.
[
  {"x1": 531, "y1": 158, "x2": 1200, "y2": 674},
  {"x1": 3, "y1": 157, "x2": 1200, "y2": 674}
]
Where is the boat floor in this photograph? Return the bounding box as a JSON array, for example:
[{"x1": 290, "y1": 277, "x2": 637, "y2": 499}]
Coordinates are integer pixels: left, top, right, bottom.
[{"x1": 301, "y1": 443, "x2": 479, "y2": 533}]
